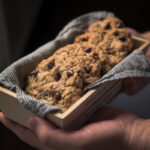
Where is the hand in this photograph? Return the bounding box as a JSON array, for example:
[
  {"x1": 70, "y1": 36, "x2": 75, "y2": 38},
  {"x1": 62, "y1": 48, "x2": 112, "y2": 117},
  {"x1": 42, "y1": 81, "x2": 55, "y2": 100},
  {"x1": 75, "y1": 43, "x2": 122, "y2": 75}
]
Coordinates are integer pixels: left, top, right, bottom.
[
  {"x1": 1, "y1": 106, "x2": 150, "y2": 150},
  {"x1": 122, "y1": 28, "x2": 150, "y2": 95},
  {"x1": 0, "y1": 113, "x2": 49, "y2": 150}
]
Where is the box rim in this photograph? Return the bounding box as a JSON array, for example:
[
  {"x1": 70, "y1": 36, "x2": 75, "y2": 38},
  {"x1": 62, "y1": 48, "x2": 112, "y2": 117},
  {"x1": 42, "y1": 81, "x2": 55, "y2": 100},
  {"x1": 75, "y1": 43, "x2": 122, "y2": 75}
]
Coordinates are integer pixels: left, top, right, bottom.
[
  {"x1": 49, "y1": 36, "x2": 150, "y2": 118},
  {"x1": 0, "y1": 36, "x2": 149, "y2": 119}
]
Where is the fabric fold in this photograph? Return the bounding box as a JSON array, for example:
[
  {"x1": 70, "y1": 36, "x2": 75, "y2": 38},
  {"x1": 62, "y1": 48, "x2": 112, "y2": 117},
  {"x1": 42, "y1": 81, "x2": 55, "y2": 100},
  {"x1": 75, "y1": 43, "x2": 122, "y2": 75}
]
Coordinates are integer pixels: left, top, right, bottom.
[{"x1": 0, "y1": 11, "x2": 150, "y2": 117}]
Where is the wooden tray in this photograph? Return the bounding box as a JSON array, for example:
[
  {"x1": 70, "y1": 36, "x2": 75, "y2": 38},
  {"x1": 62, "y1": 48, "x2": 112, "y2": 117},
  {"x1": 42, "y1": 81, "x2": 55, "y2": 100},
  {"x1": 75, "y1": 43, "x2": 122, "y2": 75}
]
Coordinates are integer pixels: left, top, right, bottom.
[{"x1": 0, "y1": 36, "x2": 149, "y2": 129}]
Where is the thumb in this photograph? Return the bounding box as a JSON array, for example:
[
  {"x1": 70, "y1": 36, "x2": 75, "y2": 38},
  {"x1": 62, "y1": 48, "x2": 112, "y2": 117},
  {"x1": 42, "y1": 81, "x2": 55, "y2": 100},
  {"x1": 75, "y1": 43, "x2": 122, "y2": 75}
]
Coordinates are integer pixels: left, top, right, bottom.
[
  {"x1": 122, "y1": 77, "x2": 150, "y2": 95},
  {"x1": 28, "y1": 116, "x2": 57, "y2": 146},
  {"x1": 28, "y1": 116, "x2": 55, "y2": 132},
  {"x1": 142, "y1": 32, "x2": 150, "y2": 41},
  {"x1": 28, "y1": 116, "x2": 70, "y2": 148}
]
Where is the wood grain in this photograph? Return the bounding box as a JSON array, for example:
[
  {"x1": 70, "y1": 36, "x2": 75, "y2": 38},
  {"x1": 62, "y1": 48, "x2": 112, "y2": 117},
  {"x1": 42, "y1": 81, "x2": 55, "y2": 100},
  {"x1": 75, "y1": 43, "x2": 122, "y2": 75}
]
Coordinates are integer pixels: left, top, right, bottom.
[{"x1": 0, "y1": 36, "x2": 149, "y2": 129}]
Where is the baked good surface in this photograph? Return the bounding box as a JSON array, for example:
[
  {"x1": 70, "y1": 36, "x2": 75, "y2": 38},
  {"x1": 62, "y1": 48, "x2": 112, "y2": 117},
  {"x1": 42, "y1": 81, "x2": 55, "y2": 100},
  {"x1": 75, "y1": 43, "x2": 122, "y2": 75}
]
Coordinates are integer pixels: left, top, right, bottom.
[
  {"x1": 25, "y1": 16, "x2": 133, "y2": 112},
  {"x1": 87, "y1": 16, "x2": 125, "y2": 33},
  {"x1": 75, "y1": 17, "x2": 133, "y2": 73},
  {"x1": 25, "y1": 43, "x2": 102, "y2": 111}
]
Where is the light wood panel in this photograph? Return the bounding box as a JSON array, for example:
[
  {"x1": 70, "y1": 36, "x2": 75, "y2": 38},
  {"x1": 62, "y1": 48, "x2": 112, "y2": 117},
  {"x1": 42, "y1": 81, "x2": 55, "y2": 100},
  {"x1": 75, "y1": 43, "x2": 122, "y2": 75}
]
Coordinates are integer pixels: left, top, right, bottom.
[{"x1": 0, "y1": 36, "x2": 149, "y2": 129}]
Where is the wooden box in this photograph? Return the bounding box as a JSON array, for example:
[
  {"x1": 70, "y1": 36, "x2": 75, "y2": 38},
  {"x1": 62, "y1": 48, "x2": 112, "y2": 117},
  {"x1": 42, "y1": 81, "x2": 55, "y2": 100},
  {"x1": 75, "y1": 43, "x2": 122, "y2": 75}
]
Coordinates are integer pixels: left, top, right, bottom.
[{"x1": 0, "y1": 36, "x2": 149, "y2": 130}]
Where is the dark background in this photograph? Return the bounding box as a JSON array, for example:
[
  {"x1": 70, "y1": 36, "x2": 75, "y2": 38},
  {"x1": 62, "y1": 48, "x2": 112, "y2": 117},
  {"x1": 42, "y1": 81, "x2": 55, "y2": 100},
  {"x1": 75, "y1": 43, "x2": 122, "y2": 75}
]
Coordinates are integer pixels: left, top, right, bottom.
[
  {"x1": 1, "y1": 0, "x2": 150, "y2": 150},
  {"x1": 25, "y1": 0, "x2": 150, "y2": 55}
]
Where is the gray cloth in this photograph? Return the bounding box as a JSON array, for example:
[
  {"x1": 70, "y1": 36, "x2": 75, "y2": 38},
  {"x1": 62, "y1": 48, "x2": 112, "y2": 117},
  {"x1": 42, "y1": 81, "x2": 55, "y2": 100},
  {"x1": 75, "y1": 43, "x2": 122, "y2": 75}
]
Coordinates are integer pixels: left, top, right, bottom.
[{"x1": 0, "y1": 11, "x2": 150, "y2": 117}]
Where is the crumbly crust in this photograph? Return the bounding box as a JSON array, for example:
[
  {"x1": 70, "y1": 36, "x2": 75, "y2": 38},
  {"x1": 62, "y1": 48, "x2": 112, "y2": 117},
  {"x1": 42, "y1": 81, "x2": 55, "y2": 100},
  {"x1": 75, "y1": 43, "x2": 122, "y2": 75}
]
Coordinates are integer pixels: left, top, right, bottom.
[{"x1": 25, "y1": 16, "x2": 133, "y2": 111}]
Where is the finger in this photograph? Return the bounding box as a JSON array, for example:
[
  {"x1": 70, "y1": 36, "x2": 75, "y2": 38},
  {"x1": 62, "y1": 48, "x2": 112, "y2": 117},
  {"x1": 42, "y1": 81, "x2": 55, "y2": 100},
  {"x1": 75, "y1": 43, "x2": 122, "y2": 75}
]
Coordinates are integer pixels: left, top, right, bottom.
[
  {"x1": 0, "y1": 112, "x2": 48, "y2": 150},
  {"x1": 145, "y1": 44, "x2": 150, "y2": 63},
  {"x1": 142, "y1": 32, "x2": 150, "y2": 41},
  {"x1": 141, "y1": 31, "x2": 150, "y2": 63},
  {"x1": 146, "y1": 48, "x2": 150, "y2": 63},
  {"x1": 87, "y1": 106, "x2": 124, "y2": 122},
  {"x1": 76, "y1": 106, "x2": 138, "y2": 146},
  {"x1": 127, "y1": 28, "x2": 141, "y2": 37},
  {"x1": 87, "y1": 106, "x2": 137, "y2": 123},
  {"x1": 122, "y1": 77, "x2": 150, "y2": 95},
  {"x1": 127, "y1": 29, "x2": 150, "y2": 63},
  {"x1": 28, "y1": 116, "x2": 76, "y2": 149}
]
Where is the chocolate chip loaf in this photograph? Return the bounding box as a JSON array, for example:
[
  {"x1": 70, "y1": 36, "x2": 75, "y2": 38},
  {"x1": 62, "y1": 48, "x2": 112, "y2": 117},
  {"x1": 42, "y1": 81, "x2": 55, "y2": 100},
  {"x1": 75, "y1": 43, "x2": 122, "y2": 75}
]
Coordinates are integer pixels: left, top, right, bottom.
[
  {"x1": 25, "y1": 17, "x2": 133, "y2": 112},
  {"x1": 74, "y1": 16, "x2": 133, "y2": 73}
]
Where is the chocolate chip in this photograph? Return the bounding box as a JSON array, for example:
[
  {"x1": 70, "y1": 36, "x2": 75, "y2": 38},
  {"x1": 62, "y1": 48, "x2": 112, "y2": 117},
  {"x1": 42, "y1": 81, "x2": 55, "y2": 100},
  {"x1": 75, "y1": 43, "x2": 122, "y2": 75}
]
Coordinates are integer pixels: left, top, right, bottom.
[
  {"x1": 116, "y1": 22, "x2": 125, "y2": 28},
  {"x1": 118, "y1": 36, "x2": 126, "y2": 42},
  {"x1": 83, "y1": 47, "x2": 92, "y2": 53},
  {"x1": 77, "y1": 70, "x2": 83, "y2": 78},
  {"x1": 100, "y1": 68, "x2": 106, "y2": 76},
  {"x1": 106, "y1": 48, "x2": 113, "y2": 54},
  {"x1": 83, "y1": 82, "x2": 89, "y2": 87},
  {"x1": 43, "y1": 91, "x2": 49, "y2": 97},
  {"x1": 128, "y1": 33, "x2": 131, "y2": 37},
  {"x1": 48, "y1": 60, "x2": 55, "y2": 70},
  {"x1": 114, "y1": 31, "x2": 119, "y2": 36},
  {"x1": 99, "y1": 17, "x2": 105, "y2": 21},
  {"x1": 100, "y1": 31, "x2": 107, "y2": 35},
  {"x1": 67, "y1": 70, "x2": 74, "y2": 78},
  {"x1": 35, "y1": 77, "x2": 38, "y2": 82},
  {"x1": 84, "y1": 66, "x2": 92, "y2": 73},
  {"x1": 95, "y1": 24, "x2": 101, "y2": 28},
  {"x1": 104, "y1": 23, "x2": 111, "y2": 30},
  {"x1": 119, "y1": 48, "x2": 125, "y2": 52},
  {"x1": 54, "y1": 72, "x2": 61, "y2": 81},
  {"x1": 81, "y1": 38, "x2": 88, "y2": 42},
  {"x1": 54, "y1": 92, "x2": 61, "y2": 101},
  {"x1": 30, "y1": 69, "x2": 38, "y2": 77},
  {"x1": 93, "y1": 53, "x2": 99, "y2": 60}
]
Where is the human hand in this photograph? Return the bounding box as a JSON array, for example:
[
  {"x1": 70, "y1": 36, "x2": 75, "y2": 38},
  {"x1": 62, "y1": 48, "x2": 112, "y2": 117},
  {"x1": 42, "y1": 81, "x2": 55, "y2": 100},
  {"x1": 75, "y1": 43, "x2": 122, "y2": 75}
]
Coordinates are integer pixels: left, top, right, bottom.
[
  {"x1": 122, "y1": 28, "x2": 150, "y2": 95},
  {"x1": 0, "y1": 112, "x2": 49, "y2": 150},
  {"x1": 1, "y1": 106, "x2": 150, "y2": 150}
]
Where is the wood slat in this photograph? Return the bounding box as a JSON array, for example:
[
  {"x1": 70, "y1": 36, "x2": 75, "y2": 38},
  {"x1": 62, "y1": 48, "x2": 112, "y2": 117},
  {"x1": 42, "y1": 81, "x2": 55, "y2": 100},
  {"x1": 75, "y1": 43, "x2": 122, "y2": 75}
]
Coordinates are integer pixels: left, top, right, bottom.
[{"x1": 0, "y1": 36, "x2": 149, "y2": 129}]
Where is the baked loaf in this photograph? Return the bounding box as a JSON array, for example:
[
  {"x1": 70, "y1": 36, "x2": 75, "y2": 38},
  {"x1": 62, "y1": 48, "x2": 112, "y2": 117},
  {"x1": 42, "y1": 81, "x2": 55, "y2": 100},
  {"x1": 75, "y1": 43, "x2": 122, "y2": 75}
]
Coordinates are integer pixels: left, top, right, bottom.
[
  {"x1": 25, "y1": 43, "x2": 102, "y2": 111},
  {"x1": 25, "y1": 16, "x2": 133, "y2": 111},
  {"x1": 74, "y1": 17, "x2": 133, "y2": 73}
]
